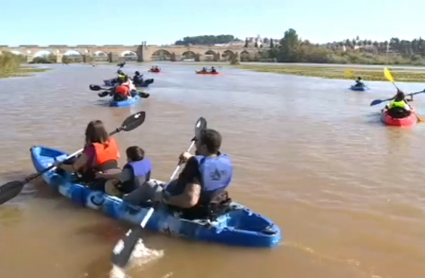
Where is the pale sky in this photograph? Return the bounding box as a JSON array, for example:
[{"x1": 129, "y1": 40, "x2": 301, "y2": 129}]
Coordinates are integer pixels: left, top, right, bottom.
[{"x1": 1, "y1": 0, "x2": 424, "y2": 46}]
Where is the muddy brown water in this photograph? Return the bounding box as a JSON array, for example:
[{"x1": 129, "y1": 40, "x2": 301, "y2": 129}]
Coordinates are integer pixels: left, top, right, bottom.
[{"x1": 1, "y1": 63, "x2": 425, "y2": 278}]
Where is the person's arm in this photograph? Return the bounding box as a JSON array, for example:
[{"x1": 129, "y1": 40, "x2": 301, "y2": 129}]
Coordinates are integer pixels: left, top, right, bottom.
[
  {"x1": 96, "y1": 168, "x2": 126, "y2": 180},
  {"x1": 164, "y1": 157, "x2": 201, "y2": 208},
  {"x1": 165, "y1": 182, "x2": 201, "y2": 208},
  {"x1": 59, "y1": 153, "x2": 88, "y2": 173}
]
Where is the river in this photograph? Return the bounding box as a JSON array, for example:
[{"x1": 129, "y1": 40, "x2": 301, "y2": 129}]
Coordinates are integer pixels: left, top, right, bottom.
[{"x1": 0, "y1": 63, "x2": 424, "y2": 278}]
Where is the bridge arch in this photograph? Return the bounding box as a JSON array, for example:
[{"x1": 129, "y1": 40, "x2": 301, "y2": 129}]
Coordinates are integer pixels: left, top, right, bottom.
[
  {"x1": 10, "y1": 50, "x2": 23, "y2": 55},
  {"x1": 120, "y1": 50, "x2": 138, "y2": 61},
  {"x1": 181, "y1": 51, "x2": 196, "y2": 60},
  {"x1": 151, "y1": 49, "x2": 171, "y2": 61},
  {"x1": 222, "y1": 50, "x2": 234, "y2": 60},
  {"x1": 205, "y1": 50, "x2": 216, "y2": 55},
  {"x1": 240, "y1": 50, "x2": 250, "y2": 61},
  {"x1": 33, "y1": 50, "x2": 53, "y2": 57}
]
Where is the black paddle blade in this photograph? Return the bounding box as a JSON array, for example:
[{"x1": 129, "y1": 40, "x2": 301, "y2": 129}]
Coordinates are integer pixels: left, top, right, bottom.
[
  {"x1": 0, "y1": 181, "x2": 25, "y2": 205},
  {"x1": 98, "y1": 91, "x2": 109, "y2": 98},
  {"x1": 121, "y1": 111, "x2": 146, "y2": 132},
  {"x1": 138, "y1": 92, "x2": 150, "y2": 99},
  {"x1": 111, "y1": 227, "x2": 143, "y2": 268},
  {"x1": 370, "y1": 99, "x2": 383, "y2": 106},
  {"x1": 90, "y1": 85, "x2": 102, "y2": 91},
  {"x1": 194, "y1": 117, "x2": 207, "y2": 139}
]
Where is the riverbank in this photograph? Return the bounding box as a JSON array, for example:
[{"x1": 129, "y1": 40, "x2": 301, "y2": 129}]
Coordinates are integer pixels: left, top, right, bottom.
[
  {"x1": 0, "y1": 67, "x2": 50, "y2": 79},
  {"x1": 236, "y1": 64, "x2": 425, "y2": 82}
]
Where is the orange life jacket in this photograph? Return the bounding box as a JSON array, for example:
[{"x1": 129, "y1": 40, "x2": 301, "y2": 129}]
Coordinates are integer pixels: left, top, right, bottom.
[
  {"x1": 115, "y1": 85, "x2": 129, "y2": 96},
  {"x1": 92, "y1": 137, "x2": 120, "y2": 167}
]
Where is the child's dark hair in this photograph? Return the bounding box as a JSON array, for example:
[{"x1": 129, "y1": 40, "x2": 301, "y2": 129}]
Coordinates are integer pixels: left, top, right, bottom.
[{"x1": 126, "y1": 146, "x2": 145, "y2": 161}]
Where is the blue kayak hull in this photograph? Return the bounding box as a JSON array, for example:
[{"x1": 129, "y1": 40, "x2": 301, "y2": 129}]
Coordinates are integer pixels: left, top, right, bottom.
[
  {"x1": 109, "y1": 94, "x2": 141, "y2": 107},
  {"x1": 30, "y1": 146, "x2": 282, "y2": 248},
  {"x1": 350, "y1": 85, "x2": 368, "y2": 91}
]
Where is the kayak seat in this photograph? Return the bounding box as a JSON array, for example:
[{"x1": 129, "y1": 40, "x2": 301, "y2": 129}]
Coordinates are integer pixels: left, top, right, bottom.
[{"x1": 388, "y1": 107, "x2": 411, "y2": 119}]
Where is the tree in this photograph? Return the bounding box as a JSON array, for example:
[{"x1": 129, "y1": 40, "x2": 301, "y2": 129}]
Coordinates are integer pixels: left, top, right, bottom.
[
  {"x1": 278, "y1": 28, "x2": 300, "y2": 62},
  {"x1": 254, "y1": 41, "x2": 258, "y2": 48},
  {"x1": 270, "y1": 39, "x2": 274, "y2": 48},
  {"x1": 244, "y1": 38, "x2": 248, "y2": 48},
  {"x1": 175, "y1": 35, "x2": 235, "y2": 45}
]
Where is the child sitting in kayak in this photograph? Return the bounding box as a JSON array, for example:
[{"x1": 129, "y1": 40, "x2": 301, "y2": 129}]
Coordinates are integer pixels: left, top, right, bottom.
[
  {"x1": 384, "y1": 90, "x2": 413, "y2": 118},
  {"x1": 354, "y1": 77, "x2": 364, "y2": 87},
  {"x1": 96, "y1": 146, "x2": 152, "y2": 198}
]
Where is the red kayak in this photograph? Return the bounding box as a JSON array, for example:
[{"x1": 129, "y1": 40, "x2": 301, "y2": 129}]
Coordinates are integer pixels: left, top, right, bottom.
[
  {"x1": 196, "y1": 70, "x2": 219, "y2": 75},
  {"x1": 381, "y1": 109, "x2": 417, "y2": 127},
  {"x1": 148, "y1": 70, "x2": 161, "y2": 73}
]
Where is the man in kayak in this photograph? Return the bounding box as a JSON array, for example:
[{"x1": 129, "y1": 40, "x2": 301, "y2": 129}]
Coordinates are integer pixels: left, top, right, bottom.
[
  {"x1": 133, "y1": 71, "x2": 144, "y2": 86},
  {"x1": 354, "y1": 77, "x2": 364, "y2": 87},
  {"x1": 124, "y1": 129, "x2": 233, "y2": 220},
  {"x1": 210, "y1": 67, "x2": 217, "y2": 73},
  {"x1": 57, "y1": 120, "x2": 121, "y2": 190},
  {"x1": 201, "y1": 67, "x2": 207, "y2": 72},
  {"x1": 96, "y1": 146, "x2": 152, "y2": 197},
  {"x1": 384, "y1": 90, "x2": 413, "y2": 117}
]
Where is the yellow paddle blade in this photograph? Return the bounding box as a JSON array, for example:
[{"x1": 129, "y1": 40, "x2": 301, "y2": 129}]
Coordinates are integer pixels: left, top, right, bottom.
[
  {"x1": 384, "y1": 67, "x2": 394, "y2": 82},
  {"x1": 345, "y1": 70, "x2": 353, "y2": 77}
]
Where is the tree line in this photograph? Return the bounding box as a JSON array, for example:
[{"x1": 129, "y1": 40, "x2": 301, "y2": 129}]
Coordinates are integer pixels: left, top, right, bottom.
[
  {"x1": 175, "y1": 35, "x2": 242, "y2": 45},
  {"x1": 240, "y1": 29, "x2": 425, "y2": 65}
]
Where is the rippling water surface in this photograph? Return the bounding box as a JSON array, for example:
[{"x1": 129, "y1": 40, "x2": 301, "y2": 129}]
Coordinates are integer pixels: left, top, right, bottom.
[{"x1": 1, "y1": 63, "x2": 425, "y2": 278}]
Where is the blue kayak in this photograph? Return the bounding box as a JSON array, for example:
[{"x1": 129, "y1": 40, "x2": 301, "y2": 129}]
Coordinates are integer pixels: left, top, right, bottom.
[
  {"x1": 109, "y1": 94, "x2": 141, "y2": 107},
  {"x1": 104, "y1": 78, "x2": 154, "y2": 88},
  {"x1": 350, "y1": 85, "x2": 368, "y2": 91},
  {"x1": 30, "y1": 146, "x2": 282, "y2": 248}
]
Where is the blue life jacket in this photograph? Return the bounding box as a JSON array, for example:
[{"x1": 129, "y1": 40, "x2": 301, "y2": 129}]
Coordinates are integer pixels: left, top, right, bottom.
[
  {"x1": 194, "y1": 154, "x2": 232, "y2": 195},
  {"x1": 120, "y1": 158, "x2": 152, "y2": 193}
]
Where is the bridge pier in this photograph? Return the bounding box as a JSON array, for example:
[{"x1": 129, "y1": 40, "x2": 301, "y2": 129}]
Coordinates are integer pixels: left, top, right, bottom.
[
  {"x1": 56, "y1": 54, "x2": 63, "y2": 63},
  {"x1": 108, "y1": 52, "x2": 119, "y2": 63},
  {"x1": 26, "y1": 55, "x2": 33, "y2": 63}
]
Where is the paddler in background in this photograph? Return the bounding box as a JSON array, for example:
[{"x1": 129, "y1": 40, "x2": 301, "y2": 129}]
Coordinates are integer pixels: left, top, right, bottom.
[{"x1": 354, "y1": 77, "x2": 364, "y2": 87}]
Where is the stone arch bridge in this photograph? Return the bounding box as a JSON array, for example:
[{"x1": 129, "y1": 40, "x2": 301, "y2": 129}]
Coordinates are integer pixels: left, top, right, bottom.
[{"x1": 0, "y1": 43, "x2": 261, "y2": 63}]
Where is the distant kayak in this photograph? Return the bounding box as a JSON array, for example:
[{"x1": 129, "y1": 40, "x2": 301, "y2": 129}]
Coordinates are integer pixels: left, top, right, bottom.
[
  {"x1": 148, "y1": 70, "x2": 161, "y2": 73},
  {"x1": 196, "y1": 70, "x2": 219, "y2": 75},
  {"x1": 350, "y1": 85, "x2": 368, "y2": 91},
  {"x1": 109, "y1": 94, "x2": 141, "y2": 107},
  {"x1": 381, "y1": 109, "x2": 417, "y2": 127},
  {"x1": 30, "y1": 146, "x2": 282, "y2": 248},
  {"x1": 104, "y1": 78, "x2": 154, "y2": 88}
]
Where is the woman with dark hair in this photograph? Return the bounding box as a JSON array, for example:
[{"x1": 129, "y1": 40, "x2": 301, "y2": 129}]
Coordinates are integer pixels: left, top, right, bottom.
[{"x1": 58, "y1": 120, "x2": 121, "y2": 188}]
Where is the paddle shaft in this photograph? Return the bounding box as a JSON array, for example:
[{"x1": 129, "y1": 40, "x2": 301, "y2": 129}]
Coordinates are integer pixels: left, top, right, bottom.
[{"x1": 111, "y1": 138, "x2": 196, "y2": 269}]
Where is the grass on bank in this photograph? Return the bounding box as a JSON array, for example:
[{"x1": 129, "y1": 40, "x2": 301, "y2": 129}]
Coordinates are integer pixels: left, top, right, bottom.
[
  {"x1": 236, "y1": 64, "x2": 425, "y2": 82},
  {"x1": 0, "y1": 52, "x2": 49, "y2": 79}
]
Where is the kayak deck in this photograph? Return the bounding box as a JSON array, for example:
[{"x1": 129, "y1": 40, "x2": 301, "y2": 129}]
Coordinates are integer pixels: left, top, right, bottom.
[
  {"x1": 30, "y1": 146, "x2": 282, "y2": 248},
  {"x1": 109, "y1": 94, "x2": 141, "y2": 107},
  {"x1": 350, "y1": 85, "x2": 368, "y2": 91},
  {"x1": 196, "y1": 71, "x2": 219, "y2": 75}
]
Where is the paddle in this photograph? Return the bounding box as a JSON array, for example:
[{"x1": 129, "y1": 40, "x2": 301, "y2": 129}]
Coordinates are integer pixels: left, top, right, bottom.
[
  {"x1": 90, "y1": 84, "x2": 112, "y2": 91},
  {"x1": 370, "y1": 90, "x2": 425, "y2": 106},
  {"x1": 383, "y1": 67, "x2": 400, "y2": 90},
  {"x1": 110, "y1": 117, "x2": 207, "y2": 269},
  {"x1": 0, "y1": 111, "x2": 146, "y2": 206}
]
